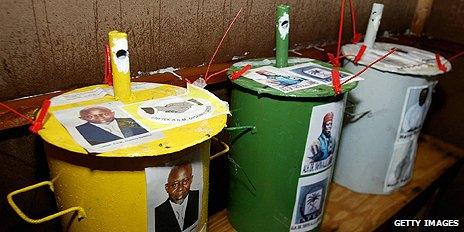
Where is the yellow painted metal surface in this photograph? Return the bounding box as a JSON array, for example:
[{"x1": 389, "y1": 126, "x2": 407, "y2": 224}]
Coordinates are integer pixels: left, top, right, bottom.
[
  {"x1": 20, "y1": 83, "x2": 228, "y2": 231},
  {"x1": 108, "y1": 31, "x2": 132, "y2": 102},
  {"x1": 45, "y1": 140, "x2": 210, "y2": 232},
  {"x1": 39, "y1": 83, "x2": 228, "y2": 157}
]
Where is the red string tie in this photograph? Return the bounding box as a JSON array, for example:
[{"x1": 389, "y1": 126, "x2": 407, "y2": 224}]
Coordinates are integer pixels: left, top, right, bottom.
[
  {"x1": 353, "y1": 45, "x2": 367, "y2": 64},
  {"x1": 448, "y1": 50, "x2": 464, "y2": 62},
  {"x1": 231, "y1": 64, "x2": 252, "y2": 81},
  {"x1": 351, "y1": 33, "x2": 362, "y2": 44},
  {"x1": 327, "y1": 53, "x2": 340, "y2": 67},
  {"x1": 29, "y1": 99, "x2": 51, "y2": 134},
  {"x1": 331, "y1": 67, "x2": 342, "y2": 95},
  {"x1": 435, "y1": 53, "x2": 447, "y2": 72},
  {"x1": 104, "y1": 44, "x2": 113, "y2": 85},
  {"x1": 204, "y1": 8, "x2": 243, "y2": 82},
  {"x1": 340, "y1": 48, "x2": 397, "y2": 86}
]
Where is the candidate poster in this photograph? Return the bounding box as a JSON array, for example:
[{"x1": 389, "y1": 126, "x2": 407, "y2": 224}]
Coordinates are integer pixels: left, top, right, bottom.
[
  {"x1": 146, "y1": 150, "x2": 203, "y2": 232},
  {"x1": 290, "y1": 168, "x2": 331, "y2": 232},
  {"x1": 300, "y1": 101, "x2": 344, "y2": 175},
  {"x1": 396, "y1": 84, "x2": 433, "y2": 141},
  {"x1": 242, "y1": 66, "x2": 320, "y2": 93},
  {"x1": 384, "y1": 83, "x2": 434, "y2": 192},
  {"x1": 52, "y1": 101, "x2": 162, "y2": 153}
]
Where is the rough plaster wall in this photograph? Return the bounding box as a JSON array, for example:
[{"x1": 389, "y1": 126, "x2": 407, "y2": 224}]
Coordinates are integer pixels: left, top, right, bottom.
[
  {"x1": 424, "y1": 0, "x2": 464, "y2": 44},
  {"x1": 0, "y1": 0, "x2": 417, "y2": 100}
]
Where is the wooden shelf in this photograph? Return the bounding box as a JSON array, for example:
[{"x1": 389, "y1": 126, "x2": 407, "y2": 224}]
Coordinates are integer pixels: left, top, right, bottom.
[
  {"x1": 207, "y1": 135, "x2": 464, "y2": 232},
  {"x1": 0, "y1": 46, "x2": 335, "y2": 131}
]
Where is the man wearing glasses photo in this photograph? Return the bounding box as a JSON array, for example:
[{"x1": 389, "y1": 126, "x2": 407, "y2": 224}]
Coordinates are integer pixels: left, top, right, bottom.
[{"x1": 155, "y1": 162, "x2": 199, "y2": 232}]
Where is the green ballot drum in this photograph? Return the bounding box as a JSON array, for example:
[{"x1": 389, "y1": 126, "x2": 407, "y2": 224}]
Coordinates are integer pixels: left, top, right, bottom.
[{"x1": 227, "y1": 58, "x2": 358, "y2": 232}]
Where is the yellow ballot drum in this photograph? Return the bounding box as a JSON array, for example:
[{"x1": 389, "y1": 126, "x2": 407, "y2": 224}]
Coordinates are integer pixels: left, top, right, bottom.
[{"x1": 7, "y1": 83, "x2": 229, "y2": 232}]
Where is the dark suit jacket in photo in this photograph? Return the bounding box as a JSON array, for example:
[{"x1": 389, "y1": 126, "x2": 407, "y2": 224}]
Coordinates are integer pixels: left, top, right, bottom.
[
  {"x1": 76, "y1": 118, "x2": 148, "y2": 145},
  {"x1": 155, "y1": 190, "x2": 199, "y2": 232}
]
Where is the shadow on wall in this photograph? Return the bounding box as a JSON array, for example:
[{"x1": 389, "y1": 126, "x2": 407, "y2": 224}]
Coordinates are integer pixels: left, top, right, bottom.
[
  {"x1": 0, "y1": 126, "x2": 62, "y2": 231},
  {"x1": 423, "y1": 58, "x2": 464, "y2": 148}
]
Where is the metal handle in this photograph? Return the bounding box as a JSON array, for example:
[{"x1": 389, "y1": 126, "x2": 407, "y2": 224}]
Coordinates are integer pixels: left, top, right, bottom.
[
  {"x1": 345, "y1": 110, "x2": 372, "y2": 123},
  {"x1": 7, "y1": 180, "x2": 86, "y2": 224},
  {"x1": 210, "y1": 137, "x2": 230, "y2": 160},
  {"x1": 228, "y1": 156, "x2": 257, "y2": 195},
  {"x1": 345, "y1": 99, "x2": 372, "y2": 123},
  {"x1": 224, "y1": 126, "x2": 257, "y2": 134}
]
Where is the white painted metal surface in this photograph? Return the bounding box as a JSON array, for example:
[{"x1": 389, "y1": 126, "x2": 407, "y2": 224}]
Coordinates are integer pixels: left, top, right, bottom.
[{"x1": 334, "y1": 61, "x2": 438, "y2": 194}]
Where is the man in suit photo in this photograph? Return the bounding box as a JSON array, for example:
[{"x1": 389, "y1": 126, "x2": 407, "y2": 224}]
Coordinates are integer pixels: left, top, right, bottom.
[
  {"x1": 155, "y1": 162, "x2": 199, "y2": 232},
  {"x1": 76, "y1": 106, "x2": 148, "y2": 145}
]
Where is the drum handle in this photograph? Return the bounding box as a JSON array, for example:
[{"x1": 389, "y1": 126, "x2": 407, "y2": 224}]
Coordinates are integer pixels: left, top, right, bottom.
[
  {"x1": 7, "y1": 180, "x2": 86, "y2": 224},
  {"x1": 216, "y1": 128, "x2": 257, "y2": 194},
  {"x1": 345, "y1": 110, "x2": 372, "y2": 123},
  {"x1": 223, "y1": 125, "x2": 257, "y2": 134},
  {"x1": 345, "y1": 99, "x2": 372, "y2": 123},
  {"x1": 210, "y1": 137, "x2": 230, "y2": 160}
]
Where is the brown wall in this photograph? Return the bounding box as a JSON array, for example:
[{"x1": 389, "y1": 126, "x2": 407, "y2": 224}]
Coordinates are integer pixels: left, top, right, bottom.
[
  {"x1": 2, "y1": 1, "x2": 464, "y2": 230},
  {"x1": 0, "y1": 0, "x2": 418, "y2": 101},
  {"x1": 422, "y1": 0, "x2": 464, "y2": 147},
  {"x1": 424, "y1": 0, "x2": 464, "y2": 43}
]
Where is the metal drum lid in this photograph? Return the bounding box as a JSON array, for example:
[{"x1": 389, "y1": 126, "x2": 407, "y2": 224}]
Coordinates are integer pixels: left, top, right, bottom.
[
  {"x1": 228, "y1": 57, "x2": 358, "y2": 98},
  {"x1": 40, "y1": 83, "x2": 228, "y2": 157},
  {"x1": 342, "y1": 42, "x2": 451, "y2": 76}
]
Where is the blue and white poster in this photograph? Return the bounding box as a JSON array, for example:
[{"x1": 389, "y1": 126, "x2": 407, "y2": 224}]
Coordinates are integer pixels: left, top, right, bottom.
[
  {"x1": 290, "y1": 168, "x2": 331, "y2": 232},
  {"x1": 300, "y1": 101, "x2": 344, "y2": 175}
]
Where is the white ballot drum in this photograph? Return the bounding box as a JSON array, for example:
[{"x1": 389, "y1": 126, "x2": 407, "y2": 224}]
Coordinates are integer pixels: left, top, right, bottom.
[{"x1": 334, "y1": 42, "x2": 451, "y2": 194}]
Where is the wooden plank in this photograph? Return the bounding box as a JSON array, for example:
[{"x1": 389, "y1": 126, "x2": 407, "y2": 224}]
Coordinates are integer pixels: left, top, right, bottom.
[
  {"x1": 208, "y1": 210, "x2": 236, "y2": 232},
  {"x1": 411, "y1": 0, "x2": 435, "y2": 35},
  {"x1": 207, "y1": 136, "x2": 464, "y2": 232},
  {"x1": 321, "y1": 135, "x2": 463, "y2": 232}
]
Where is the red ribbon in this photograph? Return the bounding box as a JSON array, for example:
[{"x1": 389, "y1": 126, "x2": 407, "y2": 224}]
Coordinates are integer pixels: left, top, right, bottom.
[
  {"x1": 435, "y1": 53, "x2": 447, "y2": 72},
  {"x1": 353, "y1": 45, "x2": 367, "y2": 64},
  {"x1": 231, "y1": 64, "x2": 252, "y2": 81},
  {"x1": 0, "y1": 102, "x2": 34, "y2": 124},
  {"x1": 204, "y1": 8, "x2": 243, "y2": 82},
  {"x1": 341, "y1": 48, "x2": 397, "y2": 85},
  {"x1": 331, "y1": 67, "x2": 342, "y2": 95},
  {"x1": 104, "y1": 44, "x2": 113, "y2": 85},
  {"x1": 29, "y1": 99, "x2": 51, "y2": 134},
  {"x1": 448, "y1": 50, "x2": 464, "y2": 62},
  {"x1": 349, "y1": 0, "x2": 361, "y2": 43},
  {"x1": 351, "y1": 33, "x2": 362, "y2": 44},
  {"x1": 327, "y1": 53, "x2": 340, "y2": 67},
  {"x1": 335, "y1": 0, "x2": 346, "y2": 64}
]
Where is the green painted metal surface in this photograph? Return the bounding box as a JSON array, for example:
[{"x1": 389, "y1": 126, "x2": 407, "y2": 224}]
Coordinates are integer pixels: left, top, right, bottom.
[
  {"x1": 275, "y1": 5, "x2": 290, "y2": 68},
  {"x1": 228, "y1": 87, "x2": 344, "y2": 232},
  {"x1": 228, "y1": 57, "x2": 357, "y2": 98},
  {"x1": 227, "y1": 58, "x2": 357, "y2": 231}
]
